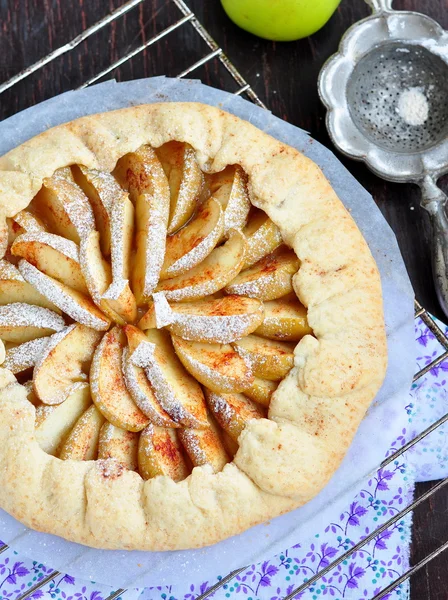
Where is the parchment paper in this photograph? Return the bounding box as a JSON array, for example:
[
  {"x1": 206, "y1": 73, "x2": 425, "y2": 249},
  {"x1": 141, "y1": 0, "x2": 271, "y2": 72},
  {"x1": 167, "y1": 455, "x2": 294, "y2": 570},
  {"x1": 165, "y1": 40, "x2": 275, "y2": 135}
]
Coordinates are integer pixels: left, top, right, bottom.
[{"x1": 0, "y1": 78, "x2": 415, "y2": 589}]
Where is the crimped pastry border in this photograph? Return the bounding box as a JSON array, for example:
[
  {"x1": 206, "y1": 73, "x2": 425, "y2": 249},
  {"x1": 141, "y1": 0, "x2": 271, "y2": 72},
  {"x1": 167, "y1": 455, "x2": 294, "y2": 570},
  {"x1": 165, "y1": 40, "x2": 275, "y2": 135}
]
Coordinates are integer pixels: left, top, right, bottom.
[{"x1": 0, "y1": 102, "x2": 387, "y2": 550}]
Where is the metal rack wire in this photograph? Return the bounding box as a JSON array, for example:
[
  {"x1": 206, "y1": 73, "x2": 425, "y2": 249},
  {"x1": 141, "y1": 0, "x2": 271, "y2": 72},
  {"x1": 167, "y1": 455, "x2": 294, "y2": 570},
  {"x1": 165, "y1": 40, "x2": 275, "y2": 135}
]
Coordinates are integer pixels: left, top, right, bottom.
[{"x1": 1, "y1": 1, "x2": 448, "y2": 598}]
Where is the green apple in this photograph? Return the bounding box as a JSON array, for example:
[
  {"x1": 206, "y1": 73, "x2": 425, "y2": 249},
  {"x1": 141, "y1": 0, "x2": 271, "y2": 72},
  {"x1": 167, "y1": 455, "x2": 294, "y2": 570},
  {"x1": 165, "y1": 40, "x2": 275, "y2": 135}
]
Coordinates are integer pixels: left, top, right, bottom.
[{"x1": 221, "y1": 0, "x2": 341, "y2": 42}]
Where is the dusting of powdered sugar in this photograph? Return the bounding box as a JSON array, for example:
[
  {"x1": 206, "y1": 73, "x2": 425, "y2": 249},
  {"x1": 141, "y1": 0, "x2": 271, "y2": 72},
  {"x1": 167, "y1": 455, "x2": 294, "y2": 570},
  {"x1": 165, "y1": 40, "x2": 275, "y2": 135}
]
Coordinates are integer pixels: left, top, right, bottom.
[
  {"x1": 396, "y1": 87, "x2": 429, "y2": 126},
  {"x1": 178, "y1": 429, "x2": 208, "y2": 466},
  {"x1": 174, "y1": 339, "x2": 253, "y2": 393},
  {"x1": 102, "y1": 278, "x2": 128, "y2": 301},
  {"x1": 33, "y1": 325, "x2": 74, "y2": 374},
  {"x1": 13, "y1": 231, "x2": 80, "y2": 262},
  {"x1": 168, "y1": 145, "x2": 203, "y2": 234},
  {"x1": 158, "y1": 231, "x2": 245, "y2": 301},
  {"x1": 49, "y1": 176, "x2": 96, "y2": 240},
  {"x1": 140, "y1": 208, "x2": 168, "y2": 297},
  {"x1": 0, "y1": 260, "x2": 25, "y2": 281},
  {"x1": 3, "y1": 336, "x2": 50, "y2": 373},
  {"x1": 18, "y1": 260, "x2": 109, "y2": 331},
  {"x1": 171, "y1": 312, "x2": 262, "y2": 344},
  {"x1": 129, "y1": 340, "x2": 155, "y2": 368},
  {"x1": 12, "y1": 211, "x2": 45, "y2": 233},
  {"x1": 122, "y1": 346, "x2": 175, "y2": 427},
  {"x1": 108, "y1": 194, "x2": 133, "y2": 282},
  {"x1": 205, "y1": 391, "x2": 234, "y2": 426},
  {"x1": 152, "y1": 292, "x2": 175, "y2": 328},
  {"x1": 163, "y1": 206, "x2": 224, "y2": 278},
  {"x1": 0, "y1": 302, "x2": 65, "y2": 331}
]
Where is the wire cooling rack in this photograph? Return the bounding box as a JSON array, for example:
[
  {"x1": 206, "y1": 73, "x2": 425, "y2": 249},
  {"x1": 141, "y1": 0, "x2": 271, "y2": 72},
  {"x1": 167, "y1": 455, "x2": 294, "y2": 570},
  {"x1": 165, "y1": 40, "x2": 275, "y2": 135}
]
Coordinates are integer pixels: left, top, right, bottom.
[{"x1": 1, "y1": 1, "x2": 448, "y2": 599}]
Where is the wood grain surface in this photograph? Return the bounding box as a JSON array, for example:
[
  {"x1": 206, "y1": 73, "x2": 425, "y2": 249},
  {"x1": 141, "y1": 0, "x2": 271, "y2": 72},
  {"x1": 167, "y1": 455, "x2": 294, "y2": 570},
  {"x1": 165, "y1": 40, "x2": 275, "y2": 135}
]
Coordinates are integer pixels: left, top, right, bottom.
[{"x1": 1, "y1": 0, "x2": 448, "y2": 597}]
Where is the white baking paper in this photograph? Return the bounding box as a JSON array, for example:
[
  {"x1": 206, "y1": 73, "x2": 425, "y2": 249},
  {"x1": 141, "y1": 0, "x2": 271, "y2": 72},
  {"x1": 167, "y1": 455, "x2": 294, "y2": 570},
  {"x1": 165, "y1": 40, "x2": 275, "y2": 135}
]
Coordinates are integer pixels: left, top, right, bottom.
[{"x1": 0, "y1": 78, "x2": 415, "y2": 589}]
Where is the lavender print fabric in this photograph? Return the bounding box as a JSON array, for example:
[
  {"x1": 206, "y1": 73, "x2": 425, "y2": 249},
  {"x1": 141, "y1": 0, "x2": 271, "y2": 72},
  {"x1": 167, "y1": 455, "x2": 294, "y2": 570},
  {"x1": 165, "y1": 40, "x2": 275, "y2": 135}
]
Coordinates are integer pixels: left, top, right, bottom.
[{"x1": 2, "y1": 315, "x2": 447, "y2": 600}]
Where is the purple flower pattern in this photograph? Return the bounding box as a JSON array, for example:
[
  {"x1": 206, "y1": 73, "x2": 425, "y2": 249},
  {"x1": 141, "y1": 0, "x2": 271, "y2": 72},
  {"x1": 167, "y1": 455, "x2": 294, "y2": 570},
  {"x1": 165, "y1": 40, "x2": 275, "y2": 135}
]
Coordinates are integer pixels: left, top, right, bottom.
[{"x1": 1, "y1": 316, "x2": 446, "y2": 600}]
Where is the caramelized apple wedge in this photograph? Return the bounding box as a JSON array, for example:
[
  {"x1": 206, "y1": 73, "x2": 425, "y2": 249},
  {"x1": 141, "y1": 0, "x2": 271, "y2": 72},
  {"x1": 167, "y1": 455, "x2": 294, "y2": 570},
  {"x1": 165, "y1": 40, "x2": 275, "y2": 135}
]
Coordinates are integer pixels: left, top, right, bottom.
[
  {"x1": 98, "y1": 422, "x2": 139, "y2": 471},
  {"x1": 138, "y1": 424, "x2": 189, "y2": 481},
  {"x1": 243, "y1": 377, "x2": 278, "y2": 407},
  {"x1": 233, "y1": 335, "x2": 295, "y2": 381},
  {"x1": 0, "y1": 303, "x2": 64, "y2": 343},
  {"x1": 116, "y1": 146, "x2": 170, "y2": 304},
  {"x1": 255, "y1": 293, "x2": 313, "y2": 342},
  {"x1": 225, "y1": 247, "x2": 300, "y2": 301},
  {"x1": 34, "y1": 324, "x2": 102, "y2": 405},
  {"x1": 243, "y1": 210, "x2": 283, "y2": 269},
  {"x1": 122, "y1": 337, "x2": 178, "y2": 428},
  {"x1": 32, "y1": 168, "x2": 95, "y2": 243},
  {"x1": 210, "y1": 165, "x2": 251, "y2": 235},
  {"x1": 72, "y1": 165, "x2": 114, "y2": 255},
  {"x1": 160, "y1": 197, "x2": 224, "y2": 280},
  {"x1": 205, "y1": 390, "x2": 265, "y2": 441},
  {"x1": 59, "y1": 404, "x2": 105, "y2": 461},
  {"x1": 76, "y1": 168, "x2": 137, "y2": 321},
  {"x1": 3, "y1": 336, "x2": 50, "y2": 374},
  {"x1": 157, "y1": 229, "x2": 247, "y2": 302},
  {"x1": 0, "y1": 260, "x2": 60, "y2": 312},
  {"x1": 141, "y1": 292, "x2": 264, "y2": 344},
  {"x1": 179, "y1": 413, "x2": 229, "y2": 472},
  {"x1": 35, "y1": 382, "x2": 92, "y2": 455},
  {"x1": 12, "y1": 210, "x2": 45, "y2": 234},
  {"x1": 11, "y1": 232, "x2": 88, "y2": 294},
  {"x1": 157, "y1": 142, "x2": 203, "y2": 234},
  {"x1": 19, "y1": 259, "x2": 110, "y2": 331},
  {"x1": 90, "y1": 327, "x2": 149, "y2": 432},
  {"x1": 127, "y1": 327, "x2": 208, "y2": 429},
  {"x1": 79, "y1": 231, "x2": 131, "y2": 325},
  {"x1": 171, "y1": 335, "x2": 254, "y2": 394}
]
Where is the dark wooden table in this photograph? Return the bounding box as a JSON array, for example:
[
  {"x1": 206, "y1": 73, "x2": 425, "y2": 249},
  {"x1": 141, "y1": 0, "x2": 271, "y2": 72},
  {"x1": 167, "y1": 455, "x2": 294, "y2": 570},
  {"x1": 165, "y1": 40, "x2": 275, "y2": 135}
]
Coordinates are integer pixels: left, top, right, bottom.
[{"x1": 1, "y1": 0, "x2": 448, "y2": 598}]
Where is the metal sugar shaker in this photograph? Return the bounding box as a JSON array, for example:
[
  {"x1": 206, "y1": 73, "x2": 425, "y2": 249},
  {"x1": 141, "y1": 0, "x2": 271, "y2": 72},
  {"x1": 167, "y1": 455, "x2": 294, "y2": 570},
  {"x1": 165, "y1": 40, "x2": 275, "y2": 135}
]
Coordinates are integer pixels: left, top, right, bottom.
[{"x1": 318, "y1": 0, "x2": 448, "y2": 316}]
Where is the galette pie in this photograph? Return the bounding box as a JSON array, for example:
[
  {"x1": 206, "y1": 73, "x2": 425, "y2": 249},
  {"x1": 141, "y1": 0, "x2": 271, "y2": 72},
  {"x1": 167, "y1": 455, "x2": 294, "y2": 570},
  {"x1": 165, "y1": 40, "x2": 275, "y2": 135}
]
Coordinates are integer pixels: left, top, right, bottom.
[{"x1": 0, "y1": 102, "x2": 387, "y2": 550}]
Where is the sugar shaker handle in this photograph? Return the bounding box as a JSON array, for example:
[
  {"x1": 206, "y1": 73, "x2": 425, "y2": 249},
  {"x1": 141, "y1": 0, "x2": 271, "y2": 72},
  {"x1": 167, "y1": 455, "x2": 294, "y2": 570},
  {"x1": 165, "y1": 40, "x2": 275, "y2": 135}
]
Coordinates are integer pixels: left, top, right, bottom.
[
  {"x1": 421, "y1": 177, "x2": 448, "y2": 318},
  {"x1": 365, "y1": 0, "x2": 393, "y2": 12}
]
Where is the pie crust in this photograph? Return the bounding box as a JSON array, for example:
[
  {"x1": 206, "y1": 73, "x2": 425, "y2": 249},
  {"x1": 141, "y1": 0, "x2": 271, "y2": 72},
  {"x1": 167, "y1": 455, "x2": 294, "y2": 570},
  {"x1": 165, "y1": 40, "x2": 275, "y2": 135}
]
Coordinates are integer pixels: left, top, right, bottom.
[{"x1": 0, "y1": 102, "x2": 387, "y2": 550}]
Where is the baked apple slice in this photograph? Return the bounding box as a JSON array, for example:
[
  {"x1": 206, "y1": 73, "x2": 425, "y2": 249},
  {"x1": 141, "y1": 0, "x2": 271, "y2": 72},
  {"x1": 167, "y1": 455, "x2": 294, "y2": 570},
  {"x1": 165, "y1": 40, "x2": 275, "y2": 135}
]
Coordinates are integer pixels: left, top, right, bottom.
[
  {"x1": 98, "y1": 422, "x2": 139, "y2": 471},
  {"x1": 160, "y1": 197, "x2": 224, "y2": 280},
  {"x1": 171, "y1": 335, "x2": 254, "y2": 394},
  {"x1": 79, "y1": 231, "x2": 128, "y2": 325},
  {"x1": 75, "y1": 168, "x2": 137, "y2": 321},
  {"x1": 225, "y1": 247, "x2": 300, "y2": 301},
  {"x1": 242, "y1": 210, "x2": 283, "y2": 269},
  {"x1": 11, "y1": 232, "x2": 88, "y2": 294},
  {"x1": 233, "y1": 334, "x2": 295, "y2": 381},
  {"x1": 90, "y1": 327, "x2": 149, "y2": 432},
  {"x1": 205, "y1": 390, "x2": 265, "y2": 441},
  {"x1": 178, "y1": 413, "x2": 229, "y2": 472},
  {"x1": 19, "y1": 259, "x2": 110, "y2": 331},
  {"x1": 59, "y1": 404, "x2": 105, "y2": 461},
  {"x1": 122, "y1": 344, "x2": 178, "y2": 429},
  {"x1": 12, "y1": 210, "x2": 45, "y2": 234},
  {"x1": 157, "y1": 142, "x2": 203, "y2": 234},
  {"x1": 72, "y1": 165, "x2": 113, "y2": 255},
  {"x1": 32, "y1": 168, "x2": 95, "y2": 243},
  {"x1": 255, "y1": 293, "x2": 313, "y2": 341},
  {"x1": 3, "y1": 336, "x2": 50, "y2": 374},
  {"x1": 141, "y1": 292, "x2": 264, "y2": 344},
  {"x1": 0, "y1": 260, "x2": 60, "y2": 312},
  {"x1": 128, "y1": 327, "x2": 208, "y2": 429},
  {"x1": 157, "y1": 229, "x2": 247, "y2": 301},
  {"x1": 116, "y1": 146, "x2": 170, "y2": 304},
  {"x1": 243, "y1": 377, "x2": 278, "y2": 407},
  {"x1": 138, "y1": 424, "x2": 189, "y2": 481},
  {"x1": 34, "y1": 382, "x2": 92, "y2": 455},
  {"x1": 0, "y1": 303, "x2": 64, "y2": 343},
  {"x1": 34, "y1": 323, "x2": 102, "y2": 405},
  {"x1": 210, "y1": 165, "x2": 251, "y2": 235}
]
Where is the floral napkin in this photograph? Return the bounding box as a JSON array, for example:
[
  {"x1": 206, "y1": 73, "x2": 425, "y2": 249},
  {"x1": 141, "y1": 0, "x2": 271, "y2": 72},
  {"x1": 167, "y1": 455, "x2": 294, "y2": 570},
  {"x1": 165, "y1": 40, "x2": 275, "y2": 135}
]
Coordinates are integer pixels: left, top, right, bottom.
[{"x1": 1, "y1": 314, "x2": 446, "y2": 600}]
